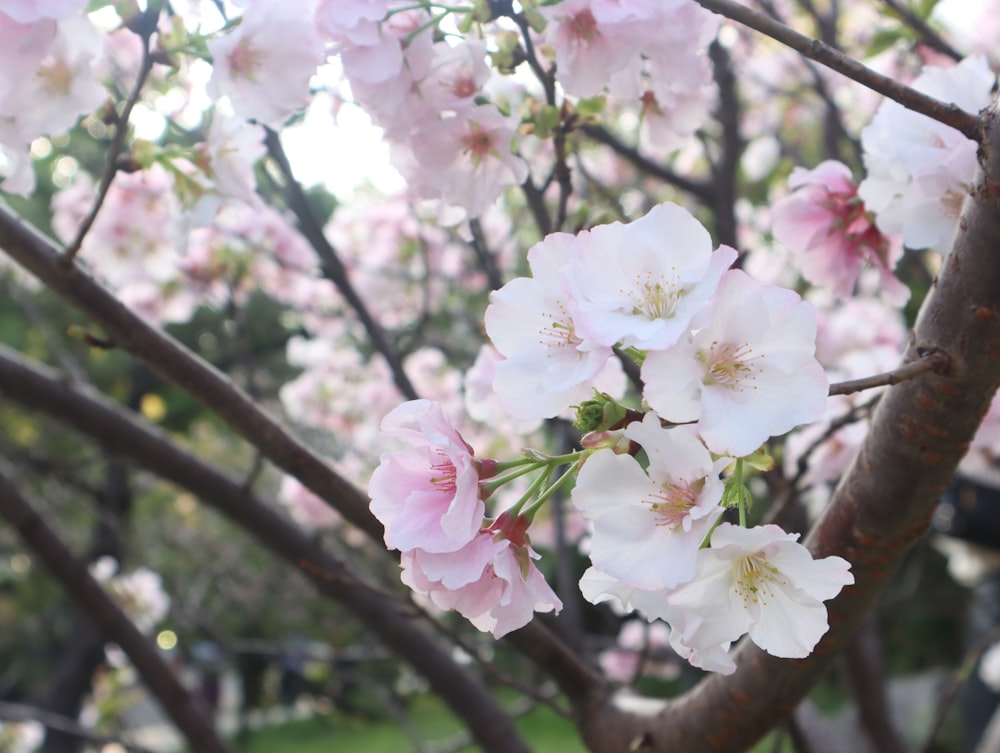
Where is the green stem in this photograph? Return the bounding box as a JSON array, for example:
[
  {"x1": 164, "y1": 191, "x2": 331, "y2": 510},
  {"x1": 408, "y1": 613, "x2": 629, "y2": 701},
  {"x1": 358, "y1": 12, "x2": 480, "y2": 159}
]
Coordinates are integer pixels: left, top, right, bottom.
[
  {"x1": 522, "y1": 464, "x2": 578, "y2": 520},
  {"x1": 736, "y1": 458, "x2": 748, "y2": 528}
]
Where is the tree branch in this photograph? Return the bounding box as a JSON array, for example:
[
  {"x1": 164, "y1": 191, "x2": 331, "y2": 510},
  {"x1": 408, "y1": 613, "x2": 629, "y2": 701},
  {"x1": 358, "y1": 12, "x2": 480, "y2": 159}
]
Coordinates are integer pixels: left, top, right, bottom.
[
  {"x1": 828, "y1": 348, "x2": 950, "y2": 396},
  {"x1": 579, "y1": 124, "x2": 717, "y2": 204},
  {"x1": 0, "y1": 463, "x2": 232, "y2": 753},
  {"x1": 0, "y1": 344, "x2": 537, "y2": 753},
  {"x1": 877, "y1": 0, "x2": 964, "y2": 63},
  {"x1": 0, "y1": 207, "x2": 381, "y2": 543},
  {"x1": 693, "y1": 0, "x2": 980, "y2": 141},
  {"x1": 0, "y1": 701, "x2": 157, "y2": 753}
]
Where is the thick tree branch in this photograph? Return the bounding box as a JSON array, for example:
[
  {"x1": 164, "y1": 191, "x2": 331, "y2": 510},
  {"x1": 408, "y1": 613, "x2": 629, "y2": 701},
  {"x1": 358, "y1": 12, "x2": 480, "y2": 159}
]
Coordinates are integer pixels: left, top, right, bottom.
[
  {"x1": 693, "y1": 0, "x2": 980, "y2": 140},
  {"x1": 0, "y1": 208, "x2": 381, "y2": 543},
  {"x1": 571, "y1": 102, "x2": 1000, "y2": 751},
  {"x1": 0, "y1": 345, "x2": 536, "y2": 753},
  {"x1": 0, "y1": 464, "x2": 231, "y2": 753}
]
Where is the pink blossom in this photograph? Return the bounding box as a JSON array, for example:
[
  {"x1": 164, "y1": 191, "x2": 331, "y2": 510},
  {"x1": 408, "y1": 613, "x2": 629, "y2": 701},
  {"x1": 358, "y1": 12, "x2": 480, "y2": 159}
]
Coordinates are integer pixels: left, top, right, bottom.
[
  {"x1": 0, "y1": 0, "x2": 85, "y2": 22},
  {"x1": 572, "y1": 414, "x2": 726, "y2": 589},
  {"x1": 539, "y1": 0, "x2": 658, "y2": 97},
  {"x1": 53, "y1": 166, "x2": 184, "y2": 290},
  {"x1": 207, "y1": 0, "x2": 325, "y2": 128},
  {"x1": 194, "y1": 113, "x2": 265, "y2": 206},
  {"x1": 642, "y1": 270, "x2": 828, "y2": 457},
  {"x1": 369, "y1": 400, "x2": 492, "y2": 553},
  {"x1": 668, "y1": 523, "x2": 854, "y2": 659},
  {"x1": 401, "y1": 513, "x2": 562, "y2": 638},
  {"x1": 394, "y1": 105, "x2": 528, "y2": 219},
  {"x1": 578, "y1": 567, "x2": 737, "y2": 675},
  {"x1": 772, "y1": 160, "x2": 908, "y2": 306},
  {"x1": 0, "y1": 15, "x2": 106, "y2": 143}
]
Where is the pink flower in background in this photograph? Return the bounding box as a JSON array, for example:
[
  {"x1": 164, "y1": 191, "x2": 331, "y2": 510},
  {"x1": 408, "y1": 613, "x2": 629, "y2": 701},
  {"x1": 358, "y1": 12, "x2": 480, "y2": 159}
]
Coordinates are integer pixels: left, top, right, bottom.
[
  {"x1": 369, "y1": 400, "x2": 492, "y2": 554},
  {"x1": 572, "y1": 414, "x2": 726, "y2": 589},
  {"x1": 0, "y1": 13, "x2": 106, "y2": 165},
  {"x1": 772, "y1": 160, "x2": 908, "y2": 306},
  {"x1": 208, "y1": 0, "x2": 324, "y2": 128},
  {"x1": 668, "y1": 523, "x2": 854, "y2": 659},
  {"x1": 0, "y1": 0, "x2": 85, "y2": 22},
  {"x1": 401, "y1": 513, "x2": 562, "y2": 638},
  {"x1": 642, "y1": 270, "x2": 828, "y2": 457},
  {"x1": 394, "y1": 105, "x2": 528, "y2": 219},
  {"x1": 53, "y1": 166, "x2": 184, "y2": 289}
]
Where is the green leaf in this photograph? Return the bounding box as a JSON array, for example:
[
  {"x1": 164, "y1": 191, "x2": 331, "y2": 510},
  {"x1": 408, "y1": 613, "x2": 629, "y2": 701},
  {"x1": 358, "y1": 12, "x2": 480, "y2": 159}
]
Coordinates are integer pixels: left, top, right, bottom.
[{"x1": 865, "y1": 28, "x2": 902, "y2": 59}]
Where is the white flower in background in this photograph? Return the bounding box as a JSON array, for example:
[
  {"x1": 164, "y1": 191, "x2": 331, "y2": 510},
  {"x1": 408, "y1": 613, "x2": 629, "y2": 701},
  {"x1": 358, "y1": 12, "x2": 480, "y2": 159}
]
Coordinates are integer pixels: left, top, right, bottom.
[
  {"x1": 980, "y1": 641, "x2": 1000, "y2": 692},
  {"x1": 858, "y1": 56, "x2": 995, "y2": 251}
]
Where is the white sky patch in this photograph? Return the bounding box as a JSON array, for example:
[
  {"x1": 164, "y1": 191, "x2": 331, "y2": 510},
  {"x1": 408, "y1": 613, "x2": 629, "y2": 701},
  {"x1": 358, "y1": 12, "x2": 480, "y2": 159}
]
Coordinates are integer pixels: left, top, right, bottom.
[
  {"x1": 932, "y1": 0, "x2": 989, "y2": 46},
  {"x1": 281, "y1": 91, "x2": 404, "y2": 202}
]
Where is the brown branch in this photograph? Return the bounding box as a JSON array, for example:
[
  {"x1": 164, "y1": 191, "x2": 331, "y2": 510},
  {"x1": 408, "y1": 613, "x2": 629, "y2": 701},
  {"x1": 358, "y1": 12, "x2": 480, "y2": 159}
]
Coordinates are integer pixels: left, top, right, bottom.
[
  {"x1": 579, "y1": 124, "x2": 717, "y2": 204},
  {"x1": 62, "y1": 8, "x2": 158, "y2": 263},
  {"x1": 828, "y1": 348, "x2": 950, "y2": 396},
  {"x1": 0, "y1": 701, "x2": 157, "y2": 753},
  {"x1": 877, "y1": 0, "x2": 964, "y2": 62},
  {"x1": 0, "y1": 344, "x2": 537, "y2": 753},
  {"x1": 693, "y1": 0, "x2": 980, "y2": 141},
  {"x1": 0, "y1": 205, "x2": 381, "y2": 543},
  {"x1": 262, "y1": 129, "x2": 418, "y2": 400},
  {"x1": 0, "y1": 463, "x2": 232, "y2": 753}
]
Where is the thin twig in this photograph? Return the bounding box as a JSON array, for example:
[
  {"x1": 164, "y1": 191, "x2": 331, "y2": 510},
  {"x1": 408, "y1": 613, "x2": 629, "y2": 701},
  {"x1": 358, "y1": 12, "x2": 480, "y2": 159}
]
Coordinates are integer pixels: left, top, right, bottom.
[
  {"x1": 693, "y1": 0, "x2": 980, "y2": 141},
  {"x1": 828, "y1": 348, "x2": 950, "y2": 396},
  {"x1": 62, "y1": 9, "x2": 158, "y2": 263},
  {"x1": 262, "y1": 129, "x2": 419, "y2": 400},
  {"x1": 579, "y1": 124, "x2": 716, "y2": 204},
  {"x1": 0, "y1": 701, "x2": 158, "y2": 753},
  {"x1": 877, "y1": 0, "x2": 964, "y2": 62}
]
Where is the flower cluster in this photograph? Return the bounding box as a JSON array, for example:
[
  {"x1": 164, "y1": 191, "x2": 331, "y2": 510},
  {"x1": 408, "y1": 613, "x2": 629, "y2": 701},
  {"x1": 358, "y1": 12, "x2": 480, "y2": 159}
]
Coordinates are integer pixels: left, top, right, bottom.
[
  {"x1": 371, "y1": 204, "x2": 852, "y2": 671},
  {"x1": 858, "y1": 55, "x2": 995, "y2": 252},
  {"x1": 368, "y1": 399, "x2": 562, "y2": 638},
  {"x1": 485, "y1": 201, "x2": 829, "y2": 457}
]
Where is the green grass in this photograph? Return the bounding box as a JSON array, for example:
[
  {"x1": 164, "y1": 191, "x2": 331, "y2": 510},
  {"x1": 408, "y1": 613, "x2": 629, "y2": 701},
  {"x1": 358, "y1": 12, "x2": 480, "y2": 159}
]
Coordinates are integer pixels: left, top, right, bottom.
[
  {"x1": 236, "y1": 695, "x2": 588, "y2": 753},
  {"x1": 234, "y1": 693, "x2": 797, "y2": 753}
]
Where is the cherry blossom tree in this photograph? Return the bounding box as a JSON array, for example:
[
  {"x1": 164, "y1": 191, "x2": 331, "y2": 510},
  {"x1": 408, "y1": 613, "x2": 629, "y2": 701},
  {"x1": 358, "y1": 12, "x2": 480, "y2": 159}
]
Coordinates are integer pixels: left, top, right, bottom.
[{"x1": 2, "y1": 1, "x2": 1000, "y2": 753}]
